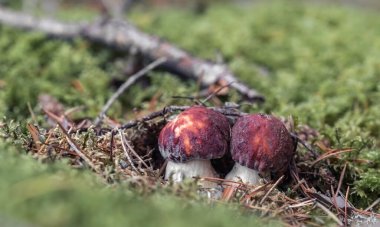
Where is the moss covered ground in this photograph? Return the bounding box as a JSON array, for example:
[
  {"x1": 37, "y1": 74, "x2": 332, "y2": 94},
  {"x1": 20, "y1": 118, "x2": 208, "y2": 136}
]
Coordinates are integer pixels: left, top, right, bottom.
[{"x1": 0, "y1": 1, "x2": 379, "y2": 226}]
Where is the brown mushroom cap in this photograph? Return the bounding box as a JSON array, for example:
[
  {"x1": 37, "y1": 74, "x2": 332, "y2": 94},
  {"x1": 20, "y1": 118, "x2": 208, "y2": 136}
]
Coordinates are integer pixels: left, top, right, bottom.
[
  {"x1": 158, "y1": 106, "x2": 230, "y2": 162},
  {"x1": 231, "y1": 114, "x2": 295, "y2": 174}
]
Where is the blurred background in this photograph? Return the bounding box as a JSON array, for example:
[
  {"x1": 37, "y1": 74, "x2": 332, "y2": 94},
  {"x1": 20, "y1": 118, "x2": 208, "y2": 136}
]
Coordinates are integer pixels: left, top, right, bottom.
[{"x1": 1, "y1": 0, "x2": 380, "y2": 16}]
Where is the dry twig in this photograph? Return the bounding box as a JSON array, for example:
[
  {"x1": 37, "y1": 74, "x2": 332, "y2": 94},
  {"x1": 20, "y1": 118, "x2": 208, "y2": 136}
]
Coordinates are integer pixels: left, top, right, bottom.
[
  {"x1": 316, "y1": 202, "x2": 343, "y2": 226},
  {"x1": 259, "y1": 176, "x2": 284, "y2": 204},
  {"x1": 0, "y1": 7, "x2": 264, "y2": 102},
  {"x1": 118, "y1": 129, "x2": 139, "y2": 173},
  {"x1": 43, "y1": 109, "x2": 99, "y2": 173}
]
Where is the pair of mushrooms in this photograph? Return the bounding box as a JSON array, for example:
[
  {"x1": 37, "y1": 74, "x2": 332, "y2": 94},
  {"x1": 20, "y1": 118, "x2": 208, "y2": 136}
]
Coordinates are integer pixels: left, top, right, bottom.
[{"x1": 158, "y1": 106, "x2": 295, "y2": 187}]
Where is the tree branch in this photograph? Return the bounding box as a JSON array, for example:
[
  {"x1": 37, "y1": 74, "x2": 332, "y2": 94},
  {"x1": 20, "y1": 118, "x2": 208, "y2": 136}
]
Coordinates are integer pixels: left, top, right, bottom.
[{"x1": 0, "y1": 7, "x2": 264, "y2": 102}]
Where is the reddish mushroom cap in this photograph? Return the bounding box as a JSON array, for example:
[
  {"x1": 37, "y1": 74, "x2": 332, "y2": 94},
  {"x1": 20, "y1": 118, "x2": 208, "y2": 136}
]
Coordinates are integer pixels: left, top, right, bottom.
[
  {"x1": 231, "y1": 114, "x2": 295, "y2": 174},
  {"x1": 158, "y1": 106, "x2": 230, "y2": 162}
]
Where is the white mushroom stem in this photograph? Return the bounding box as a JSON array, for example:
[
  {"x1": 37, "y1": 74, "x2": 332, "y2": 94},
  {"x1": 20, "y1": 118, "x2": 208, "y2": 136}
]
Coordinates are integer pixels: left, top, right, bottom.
[
  {"x1": 165, "y1": 159, "x2": 218, "y2": 188},
  {"x1": 225, "y1": 162, "x2": 261, "y2": 185}
]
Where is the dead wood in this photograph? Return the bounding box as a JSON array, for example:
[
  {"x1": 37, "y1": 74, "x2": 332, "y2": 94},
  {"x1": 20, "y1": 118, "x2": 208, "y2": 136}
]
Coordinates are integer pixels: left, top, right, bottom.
[{"x1": 0, "y1": 7, "x2": 265, "y2": 102}]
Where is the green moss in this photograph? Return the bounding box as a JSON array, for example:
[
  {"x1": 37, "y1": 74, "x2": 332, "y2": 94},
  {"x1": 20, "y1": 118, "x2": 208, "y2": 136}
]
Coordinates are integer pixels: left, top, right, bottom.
[{"x1": 0, "y1": 144, "x2": 280, "y2": 227}]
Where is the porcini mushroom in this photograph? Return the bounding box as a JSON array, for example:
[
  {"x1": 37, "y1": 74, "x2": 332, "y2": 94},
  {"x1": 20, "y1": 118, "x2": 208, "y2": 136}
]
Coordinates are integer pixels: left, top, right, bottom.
[
  {"x1": 158, "y1": 106, "x2": 230, "y2": 186},
  {"x1": 225, "y1": 114, "x2": 295, "y2": 185}
]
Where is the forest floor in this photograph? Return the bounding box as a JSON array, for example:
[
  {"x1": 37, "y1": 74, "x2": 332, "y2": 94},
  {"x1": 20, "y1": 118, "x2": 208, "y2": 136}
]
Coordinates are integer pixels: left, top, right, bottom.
[{"x1": 1, "y1": 1, "x2": 380, "y2": 226}]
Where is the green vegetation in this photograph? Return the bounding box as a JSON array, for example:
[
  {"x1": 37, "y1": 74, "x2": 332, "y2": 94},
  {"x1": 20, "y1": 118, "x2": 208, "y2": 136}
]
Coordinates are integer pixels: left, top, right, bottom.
[
  {"x1": 0, "y1": 144, "x2": 280, "y2": 227},
  {"x1": 1, "y1": 1, "x2": 380, "y2": 226}
]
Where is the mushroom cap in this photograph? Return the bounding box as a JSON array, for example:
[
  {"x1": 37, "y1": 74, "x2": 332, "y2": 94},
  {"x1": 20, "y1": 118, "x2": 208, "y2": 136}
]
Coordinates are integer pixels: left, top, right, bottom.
[
  {"x1": 158, "y1": 106, "x2": 230, "y2": 162},
  {"x1": 230, "y1": 114, "x2": 295, "y2": 174}
]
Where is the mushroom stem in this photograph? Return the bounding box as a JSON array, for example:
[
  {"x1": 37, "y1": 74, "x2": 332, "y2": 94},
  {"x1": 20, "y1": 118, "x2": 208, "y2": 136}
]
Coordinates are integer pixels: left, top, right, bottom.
[
  {"x1": 165, "y1": 159, "x2": 218, "y2": 187},
  {"x1": 225, "y1": 163, "x2": 261, "y2": 185}
]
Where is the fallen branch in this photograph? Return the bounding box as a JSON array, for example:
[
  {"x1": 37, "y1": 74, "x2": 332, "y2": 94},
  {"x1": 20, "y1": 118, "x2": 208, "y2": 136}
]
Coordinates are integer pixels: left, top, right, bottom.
[{"x1": 0, "y1": 7, "x2": 264, "y2": 102}]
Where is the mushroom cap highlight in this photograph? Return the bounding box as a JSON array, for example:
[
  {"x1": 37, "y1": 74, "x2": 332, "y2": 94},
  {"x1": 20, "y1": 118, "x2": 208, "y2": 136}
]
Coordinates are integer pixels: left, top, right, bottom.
[
  {"x1": 230, "y1": 114, "x2": 295, "y2": 175},
  {"x1": 158, "y1": 106, "x2": 230, "y2": 162}
]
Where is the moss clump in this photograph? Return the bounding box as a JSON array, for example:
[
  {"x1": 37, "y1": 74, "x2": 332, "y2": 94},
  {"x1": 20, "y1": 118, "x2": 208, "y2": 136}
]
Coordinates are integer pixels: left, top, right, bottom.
[{"x1": 0, "y1": 143, "x2": 281, "y2": 227}]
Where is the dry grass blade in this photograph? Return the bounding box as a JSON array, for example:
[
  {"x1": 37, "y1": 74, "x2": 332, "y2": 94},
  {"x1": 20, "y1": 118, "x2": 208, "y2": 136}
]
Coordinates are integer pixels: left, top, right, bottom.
[
  {"x1": 37, "y1": 130, "x2": 53, "y2": 154},
  {"x1": 259, "y1": 176, "x2": 284, "y2": 205},
  {"x1": 27, "y1": 123, "x2": 41, "y2": 151},
  {"x1": 202, "y1": 177, "x2": 242, "y2": 184}
]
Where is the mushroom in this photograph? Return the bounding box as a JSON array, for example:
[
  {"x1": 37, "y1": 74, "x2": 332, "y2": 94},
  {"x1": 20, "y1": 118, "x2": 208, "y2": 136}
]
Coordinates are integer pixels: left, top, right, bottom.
[
  {"x1": 158, "y1": 106, "x2": 230, "y2": 186},
  {"x1": 225, "y1": 114, "x2": 295, "y2": 185}
]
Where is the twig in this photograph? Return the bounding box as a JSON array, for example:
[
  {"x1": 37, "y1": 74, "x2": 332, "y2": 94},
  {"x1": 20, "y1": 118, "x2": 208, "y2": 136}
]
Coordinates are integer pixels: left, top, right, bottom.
[
  {"x1": 118, "y1": 129, "x2": 139, "y2": 173},
  {"x1": 291, "y1": 178, "x2": 306, "y2": 191},
  {"x1": 240, "y1": 184, "x2": 268, "y2": 203},
  {"x1": 43, "y1": 109, "x2": 99, "y2": 173},
  {"x1": 109, "y1": 130, "x2": 115, "y2": 163},
  {"x1": 288, "y1": 199, "x2": 315, "y2": 208},
  {"x1": 316, "y1": 202, "x2": 343, "y2": 226},
  {"x1": 201, "y1": 82, "x2": 233, "y2": 104},
  {"x1": 365, "y1": 198, "x2": 380, "y2": 212},
  {"x1": 94, "y1": 57, "x2": 167, "y2": 126},
  {"x1": 118, "y1": 105, "x2": 243, "y2": 130},
  {"x1": 353, "y1": 208, "x2": 380, "y2": 218},
  {"x1": 157, "y1": 159, "x2": 168, "y2": 177},
  {"x1": 259, "y1": 175, "x2": 284, "y2": 205},
  {"x1": 345, "y1": 186, "x2": 350, "y2": 226},
  {"x1": 0, "y1": 7, "x2": 264, "y2": 102},
  {"x1": 123, "y1": 136, "x2": 150, "y2": 169},
  {"x1": 335, "y1": 163, "x2": 347, "y2": 199}
]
